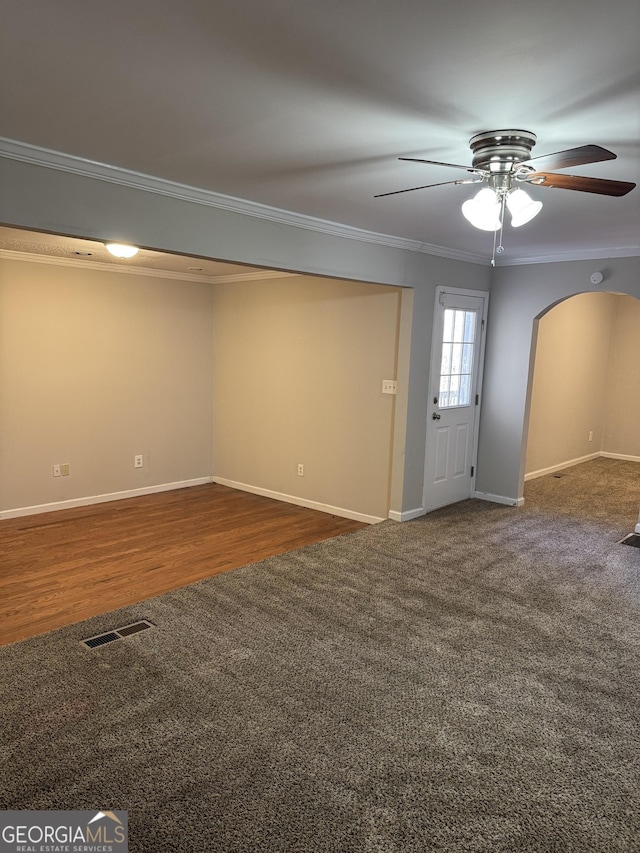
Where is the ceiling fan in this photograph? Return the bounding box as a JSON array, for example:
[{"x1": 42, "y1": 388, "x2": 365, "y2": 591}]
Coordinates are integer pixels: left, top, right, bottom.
[{"x1": 376, "y1": 130, "x2": 636, "y2": 248}]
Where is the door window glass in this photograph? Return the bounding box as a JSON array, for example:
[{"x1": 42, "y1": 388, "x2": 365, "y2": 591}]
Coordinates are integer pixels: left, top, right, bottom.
[{"x1": 439, "y1": 309, "x2": 477, "y2": 407}]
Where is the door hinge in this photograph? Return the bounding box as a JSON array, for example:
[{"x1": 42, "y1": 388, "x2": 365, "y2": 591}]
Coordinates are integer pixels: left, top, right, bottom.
[
  {"x1": 481, "y1": 318, "x2": 485, "y2": 330},
  {"x1": 475, "y1": 394, "x2": 479, "y2": 405},
  {"x1": 471, "y1": 466, "x2": 474, "y2": 477}
]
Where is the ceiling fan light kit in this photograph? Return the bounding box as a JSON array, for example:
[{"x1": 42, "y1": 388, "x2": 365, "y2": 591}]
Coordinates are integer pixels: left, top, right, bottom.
[
  {"x1": 505, "y1": 188, "x2": 543, "y2": 228},
  {"x1": 377, "y1": 129, "x2": 636, "y2": 263},
  {"x1": 461, "y1": 184, "x2": 543, "y2": 234},
  {"x1": 461, "y1": 188, "x2": 503, "y2": 231}
]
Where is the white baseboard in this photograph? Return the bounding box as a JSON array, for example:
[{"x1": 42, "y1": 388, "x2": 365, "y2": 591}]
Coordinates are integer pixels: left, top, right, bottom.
[
  {"x1": 524, "y1": 452, "x2": 601, "y2": 482},
  {"x1": 600, "y1": 452, "x2": 640, "y2": 463},
  {"x1": 388, "y1": 507, "x2": 425, "y2": 522},
  {"x1": 212, "y1": 477, "x2": 383, "y2": 524},
  {"x1": 474, "y1": 491, "x2": 524, "y2": 507},
  {"x1": 0, "y1": 477, "x2": 214, "y2": 520},
  {"x1": 525, "y1": 451, "x2": 640, "y2": 483}
]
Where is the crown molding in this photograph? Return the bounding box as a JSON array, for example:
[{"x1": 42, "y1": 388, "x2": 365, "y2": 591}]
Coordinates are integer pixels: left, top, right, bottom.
[
  {"x1": 4, "y1": 137, "x2": 635, "y2": 268},
  {"x1": 498, "y1": 244, "x2": 640, "y2": 266},
  {"x1": 0, "y1": 136, "x2": 487, "y2": 266},
  {"x1": 0, "y1": 248, "x2": 297, "y2": 283}
]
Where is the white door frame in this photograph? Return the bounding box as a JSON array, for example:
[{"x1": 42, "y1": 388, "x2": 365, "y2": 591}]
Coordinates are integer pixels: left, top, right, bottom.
[{"x1": 422, "y1": 285, "x2": 489, "y2": 513}]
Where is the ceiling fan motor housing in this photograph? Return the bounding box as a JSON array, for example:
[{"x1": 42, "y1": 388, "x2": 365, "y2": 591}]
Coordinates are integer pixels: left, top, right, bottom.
[{"x1": 469, "y1": 130, "x2": 537, "y2": 172}]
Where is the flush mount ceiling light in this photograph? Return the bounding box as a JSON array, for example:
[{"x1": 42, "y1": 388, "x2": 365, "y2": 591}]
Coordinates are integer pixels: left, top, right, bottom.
[
  {"x1": 105, "y1": 243, "x2": 139, "y2": 259},
  {"x1": 376, "y1": 129, "x2": 635, "y2": 263}
]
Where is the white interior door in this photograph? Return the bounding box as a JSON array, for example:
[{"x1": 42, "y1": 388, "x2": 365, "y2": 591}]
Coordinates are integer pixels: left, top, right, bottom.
[{"x1": 423, "y1": 288, "x2": 488, "y2": 512}]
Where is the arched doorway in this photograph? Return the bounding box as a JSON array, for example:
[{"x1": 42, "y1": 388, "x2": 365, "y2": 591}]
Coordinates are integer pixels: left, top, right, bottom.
[{"x1": 524, "y1": 290, "x2": 640, "y2": 483}]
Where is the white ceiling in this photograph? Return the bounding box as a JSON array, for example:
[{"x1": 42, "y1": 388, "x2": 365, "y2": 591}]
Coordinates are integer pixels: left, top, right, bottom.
[{"x1": 1, "y1": 0, "x2": 639, "y2": 265}]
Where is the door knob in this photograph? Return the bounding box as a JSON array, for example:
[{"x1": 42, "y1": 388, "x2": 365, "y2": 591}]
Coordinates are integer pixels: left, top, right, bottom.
[{"x1": 432, "y1": 412, "x2": 441, "y2": 420}]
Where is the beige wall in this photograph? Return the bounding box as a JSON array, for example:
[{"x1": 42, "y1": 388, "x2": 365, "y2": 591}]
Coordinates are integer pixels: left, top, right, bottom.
[
  {"x1": 0, "y1": 258, "x2": 215, "y2": 512},
  {"x1": 603, "y1": 295, "x2": 640, "y2": 457},
  {"x1": 212, "y1": 276, "x2": 402, "y2": 521},
  {"x1": 525, "y1": 291, "x2": 639, "y2": 476},
  {"x1": 1, "y1": 257, "x2": 402, "y2": 522}
]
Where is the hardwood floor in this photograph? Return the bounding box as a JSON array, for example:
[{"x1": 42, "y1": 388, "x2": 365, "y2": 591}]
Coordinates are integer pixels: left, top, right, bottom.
[{"x1": 0, "y1": 484, "x2": 367, "y2": 646}]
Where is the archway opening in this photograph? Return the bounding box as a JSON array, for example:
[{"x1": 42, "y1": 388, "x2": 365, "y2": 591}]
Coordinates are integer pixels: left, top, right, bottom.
[{"x1": 523, "y1": 291, "x2": 640, "y2": 522}]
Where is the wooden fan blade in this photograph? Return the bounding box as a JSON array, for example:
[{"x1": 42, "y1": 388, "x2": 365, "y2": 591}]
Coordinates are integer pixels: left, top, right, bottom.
[
  {"x1": 399, "y1": 157, "x2": 477, "y2": 173},
  {"x1": 526, "y1": 172, "x2": 636, "y2": 196},
  {"x1": 374, "y1": 179, "x2": 472, "y2": 198},
  {"x1": 520, "y1": 144, "x2": 616, "y2": 172}
]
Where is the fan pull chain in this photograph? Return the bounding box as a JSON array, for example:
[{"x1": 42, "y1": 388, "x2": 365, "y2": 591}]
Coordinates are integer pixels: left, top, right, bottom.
[{"x1": 491, "y1": 193, "x2": 508, "y2": 266}]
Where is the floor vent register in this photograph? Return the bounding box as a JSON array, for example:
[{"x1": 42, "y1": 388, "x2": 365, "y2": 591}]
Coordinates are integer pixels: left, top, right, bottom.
[{"x1": 82, "y1": 620, "x2": 154, "y2": 649}]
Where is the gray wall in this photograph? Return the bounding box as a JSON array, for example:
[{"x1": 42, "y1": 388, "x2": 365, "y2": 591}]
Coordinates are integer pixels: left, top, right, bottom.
[
  {"x1": 0, "y1": 155, "x2": 490, "y2": 517},
  {"x1": 477, "y1": 257, "x2": 640, "y2": 504},
  {"x1": 6, "y1": 154, "x2": 635, "y2": 513}
]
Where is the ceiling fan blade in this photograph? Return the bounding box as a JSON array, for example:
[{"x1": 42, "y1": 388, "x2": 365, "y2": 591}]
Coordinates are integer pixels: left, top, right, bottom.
[
  {"x1": 520, "y1": 144, "x2": 616, "y2": 172},
  {"x1": 399, "y1": 157, "x2": 477, "y2": 173},
  {"x1": 526, "y1": 172, "x2": 636, "y2": 196},
  {"x1": 374, "y1": 178, "x2": 476, "y2": 198}
]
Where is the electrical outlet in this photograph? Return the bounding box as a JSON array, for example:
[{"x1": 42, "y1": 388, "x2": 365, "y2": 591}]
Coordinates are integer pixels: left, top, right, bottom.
[
  {"x1": 588, "y1": 430, "x2": 594, "y2": 442},
  {"x1": 382, "y1": 379, "x2": 397, "y2": 395},
  {"x1": 297, "y1": 463, "x2": 304, "y2": 477},
  {"x1": 61, "y1": 463, "x2": 70, "y2": 477},
  {"x1": 134, "y1": 455, "x2": 144, "y2": 468},
  {"x1": 53, "y1": 464, "x2": 61, "y2": 478}
]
